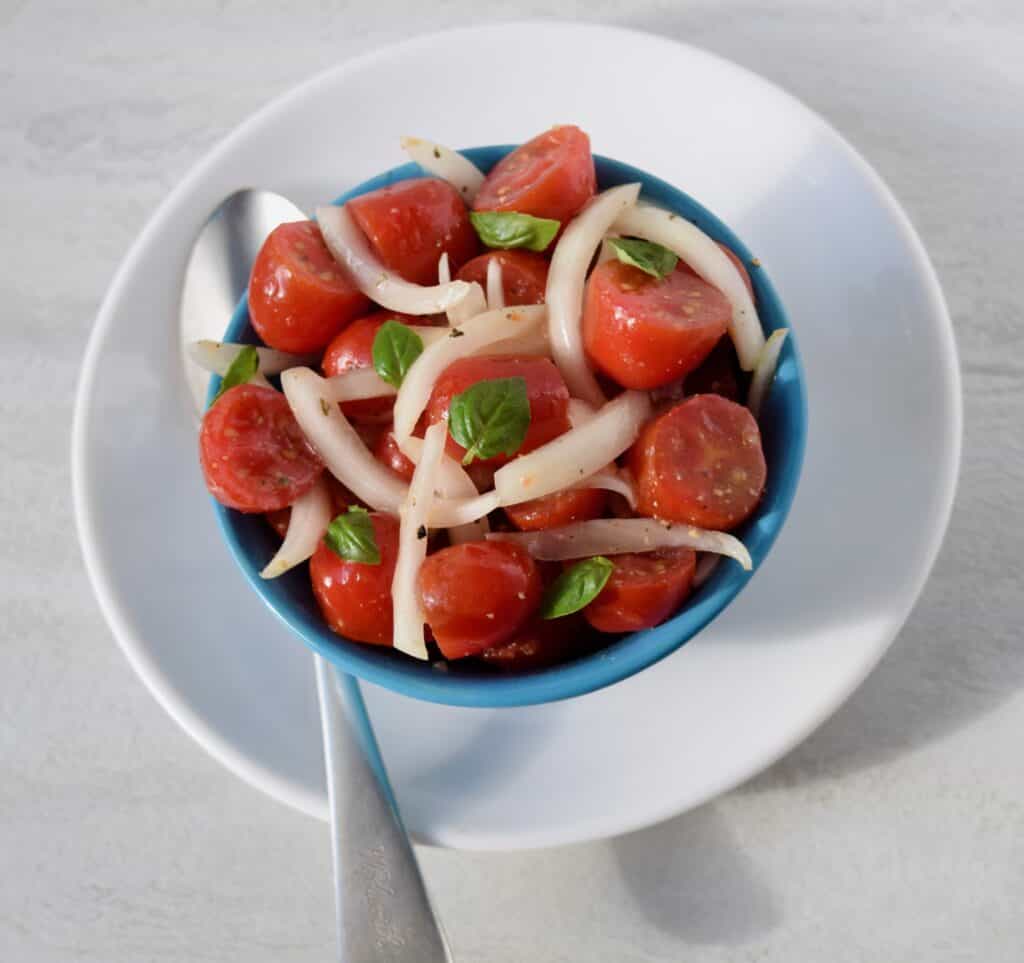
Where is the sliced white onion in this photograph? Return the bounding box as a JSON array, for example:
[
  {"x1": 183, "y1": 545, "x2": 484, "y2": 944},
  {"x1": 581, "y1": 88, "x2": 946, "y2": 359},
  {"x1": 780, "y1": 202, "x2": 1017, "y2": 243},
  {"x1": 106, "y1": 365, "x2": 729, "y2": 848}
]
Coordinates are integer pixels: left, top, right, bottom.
[
  {"x1": 316, "y1": 204, "x2": 472, "y2": 315},
  {"x1": 487, "y1": 518, "x2": 752, "y2": 570},
  {"x1": 322, "y1": 368, "x2": 396, "y2": 403},
  {"x1": 259, "y1": 478, "x2": 333, "y2": 579},
  {"x1": 428, "y1": 490, "x2": 501, "y2": 528},
  {"x1": 400, "y1": 436, "x2": 489, "y2": 544},
  {"x1": 280, "y1": 368, "x2": 407, "y2": 512},
  {"x1": 692, "y1": 554, "x2": 722, "y2": 588},
  {"x1": 596, "y1": 234, "x2": 620, "y2": 265},
  {"x1": 486, "y1": 326, "x2": 549, "y2": 358},
  {"x1": 493, "y1": 390, "x2": 651, "y2": 506},
  {"x1": 392, "y1": 422, "x2": 447, "y2": 660},
  {"x1": 486, "y1": 258, "x2": 505, "y2": 310},
  {"x1": 613, "y1": 204, "x2": 765, "y2": 371},
  {"x1": 573, "y1": 467, "x2": 637, "y2": 508},
  {"x1": 249, "y1": 371, "x2": 274, "y2": 391},
  {"x1": 447, "y1": 281, "x2": 487, "y2": 326},
  {"x1": 400, "y1": 136, "x2": 486, "y2": 203},
  {"x1": 566, "y1": 398, "x2": 597, "y2": 428},
  {"x1": 392, "y1": 304, "x2": 547, "y2": 445},
  {"x1": 437, "y1": 251, "x2": 450, "y2": 284},
  {"x1": 546, "y1": 183, "x2": 642, "y2": 406},
  {"x1": 188, "y1": 340, "x2": 315, "y2": 376},
  {"x1": 747, "y1": 328, "x2": 789, "y2": 419}
]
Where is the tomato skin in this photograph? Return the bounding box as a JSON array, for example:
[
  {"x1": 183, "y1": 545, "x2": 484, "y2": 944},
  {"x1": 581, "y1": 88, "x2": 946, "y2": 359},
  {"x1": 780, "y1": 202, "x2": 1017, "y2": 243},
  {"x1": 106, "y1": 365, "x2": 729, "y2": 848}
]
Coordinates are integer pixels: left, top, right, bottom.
[
  {"x1": 583, "y1": 260, "x2": 730, "y2": 390},
  {"x1": 248, "y1": 221, "x2": 369, "y2": 353},
  {"x1": 455, "y1": 251, "x2": 549, "y2": 306},
  {"x1": 630, "y1": 394, "x2": 766, "y2": 529},
  {"x1": 310, "y1": 513, "x2": 399, "y2": 647},
  {"x1": 418, "y1": 542, "x2": 542, "y2": 659},
  {"x1": 348, "y1": 178, "x2": 478, "y2": 285},
  {"x1": 682, "y1": 336, "x2": 742, "y2": 402},
  {"x1": 426, "y1": 355, "x2": 570, "y2": 464},
  {"x1": 584, "y1": 549, "x2": 696, "y2": 633},
  {"x1": 199, "y1": 384, "x2": 323, "y2": 512},
  {"x1": 474, "y1": 126, "x2": 596, "y2": 223},
  {"x1": 374, "y1": 430, "x2": 416, "y2": 482},
  {"x1": 504, "y1": 487, "x2": 606, "y2": 531},
  {"x1": 480, "y1": 615, "x2": 584, "y2": 672}
]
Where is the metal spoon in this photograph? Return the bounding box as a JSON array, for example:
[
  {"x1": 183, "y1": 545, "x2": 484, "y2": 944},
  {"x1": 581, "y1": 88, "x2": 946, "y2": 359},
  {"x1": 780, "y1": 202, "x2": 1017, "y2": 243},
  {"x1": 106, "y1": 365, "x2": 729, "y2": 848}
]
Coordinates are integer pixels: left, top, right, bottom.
[{"x1": 179, "y1": 189, "x2": 452, "y2": 962}]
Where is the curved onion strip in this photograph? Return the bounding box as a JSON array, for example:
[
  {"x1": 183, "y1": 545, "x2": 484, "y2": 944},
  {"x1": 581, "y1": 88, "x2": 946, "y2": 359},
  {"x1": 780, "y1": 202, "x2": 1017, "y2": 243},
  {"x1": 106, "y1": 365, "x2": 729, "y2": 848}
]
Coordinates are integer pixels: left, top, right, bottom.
[
  {"x1": 259, "y1": 478, "x2": 332, "y2": 579},
  {"x1": 566, "y1": 398, "x2": 597, "y2": 428},
  {"x1": 486, "y1": 258, "x2": 505, "y2": 310},
  {"x1": 596, "y1": 234, "x2": 620, "y2": 265},
  {"x1": 692, "y1": 554, "x2": 722, "y2": 588},
  {"x1": 392, "y1": 422, "x2": 447, "y2": 660},
  {"x1": 316, "y1": 204, "x2": 472, "y2": 315},
  {"x1": 401, "y1": 436, "x2": 489, "y2": 544},
  {"x1": 428, "y1": 490, "x2": 501, "y2": 528},
  {"x1": 322, "y1": 368, "x2": 396, "y2": 403},
  {"x1": 493, "y1": 390, "x2": 651, "y2": 506},
  {"x1": 546, "y1": 183, "x2": 642, "y2": 406},
  {"x1": 613, "y1": 204, "x2": 765, "y2": 370},
  {"x1": 188, "y1": 340, "x2": 315, "y2": 376},
  {"x1": 488, "y1": 518, "x2": 752, "y2": 570},
  {"x1": 281, "y1": 368, "x2": 407, "y2": 512},
  {"x1": 400, "y1": 136, "x2": 486, "y2": 202},
  {"x1": 392, "y1": 305, "x2": 547, "y2": 444},
  {"x1": 437, "y1": 251, "x2": 450, "y2": 284},
  {"x1": 487, "y1": 326, "x2": 549, "y2": 358},
  {"x1": 447, "y1": 281, "x2": 487, "y2": 326},
  {"x1": 249, "y1": 371, "x2": 274, "y2": 390},
  {"x1": 573, "y1": 467, "x2": 637, "y2": 508},
  {"x1": 747, "y1": 328, "x2": 789, "y2": 419}
]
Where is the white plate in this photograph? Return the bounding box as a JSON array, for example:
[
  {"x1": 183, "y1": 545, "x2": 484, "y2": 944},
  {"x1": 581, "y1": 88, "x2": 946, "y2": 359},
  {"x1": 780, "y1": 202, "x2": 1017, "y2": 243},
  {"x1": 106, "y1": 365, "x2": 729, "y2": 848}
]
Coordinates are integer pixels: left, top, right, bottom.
[{"x1": 72, "y1": 23, "x2": 960, "y2": 850}]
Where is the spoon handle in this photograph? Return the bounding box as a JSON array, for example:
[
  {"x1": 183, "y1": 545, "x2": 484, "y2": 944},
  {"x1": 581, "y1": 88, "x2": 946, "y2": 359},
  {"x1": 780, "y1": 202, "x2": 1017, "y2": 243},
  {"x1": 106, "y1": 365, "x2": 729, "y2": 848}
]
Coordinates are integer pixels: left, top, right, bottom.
[{"x1": 315, "y1": 657, "x2": 453, "y2": 962}]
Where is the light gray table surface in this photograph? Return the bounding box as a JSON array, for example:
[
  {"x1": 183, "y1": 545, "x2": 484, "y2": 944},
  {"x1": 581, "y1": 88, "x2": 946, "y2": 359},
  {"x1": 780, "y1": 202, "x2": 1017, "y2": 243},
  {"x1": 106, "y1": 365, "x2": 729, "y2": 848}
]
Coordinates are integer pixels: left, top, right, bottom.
[{"x1": 2, "y1": 2, "x2": 1022, "y2": 960}]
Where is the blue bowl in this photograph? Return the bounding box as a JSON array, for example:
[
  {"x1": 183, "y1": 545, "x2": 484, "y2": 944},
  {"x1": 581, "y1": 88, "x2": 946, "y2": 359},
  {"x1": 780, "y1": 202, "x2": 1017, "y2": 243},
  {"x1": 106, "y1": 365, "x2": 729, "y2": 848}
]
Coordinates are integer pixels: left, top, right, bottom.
[{"x1": 211, "y1": 146, "x2": 807, "y2": 708}]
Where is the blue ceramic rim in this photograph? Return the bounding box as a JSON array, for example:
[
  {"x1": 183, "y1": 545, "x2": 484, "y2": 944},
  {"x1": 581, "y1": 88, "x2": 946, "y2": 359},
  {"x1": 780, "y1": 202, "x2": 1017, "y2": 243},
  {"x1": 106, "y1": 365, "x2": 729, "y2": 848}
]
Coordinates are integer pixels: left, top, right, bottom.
[{"x1": 210, "y1": 146, "x2": 808, "y2": 708}]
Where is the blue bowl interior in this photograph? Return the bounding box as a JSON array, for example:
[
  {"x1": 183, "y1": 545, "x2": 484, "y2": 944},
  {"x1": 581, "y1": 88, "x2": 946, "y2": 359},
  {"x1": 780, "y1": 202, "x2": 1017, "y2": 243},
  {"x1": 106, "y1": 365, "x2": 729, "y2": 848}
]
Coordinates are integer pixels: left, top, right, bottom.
[{"x1": 211, "y1": 146, "x2": 807, "y2": 708}]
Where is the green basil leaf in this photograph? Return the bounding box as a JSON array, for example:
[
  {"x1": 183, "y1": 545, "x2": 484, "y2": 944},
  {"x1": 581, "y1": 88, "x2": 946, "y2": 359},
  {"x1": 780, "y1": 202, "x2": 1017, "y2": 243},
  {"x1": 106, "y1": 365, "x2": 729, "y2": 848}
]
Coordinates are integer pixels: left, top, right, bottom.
[
  {"x1": 372, "y1": 319, "x2": 424, "y2": 389},
  {"x1": 324, "y1": 506, "x2": 380, "y2": 565},
  {"x1": 447, "y1": 376, "x2": 531, "y2": 465},
  {"x1": 212, "y1": 345, "x2": 260, "y2": 404},
  {"x1": 540, "y1": 556, "x2": 615, "y2": 620},
  {"x1": 608, "y1": 237, "x2": 679, "y2": 279},
  {"x1": 469, "y1": 211, "x2": 560, "y2": 252}
]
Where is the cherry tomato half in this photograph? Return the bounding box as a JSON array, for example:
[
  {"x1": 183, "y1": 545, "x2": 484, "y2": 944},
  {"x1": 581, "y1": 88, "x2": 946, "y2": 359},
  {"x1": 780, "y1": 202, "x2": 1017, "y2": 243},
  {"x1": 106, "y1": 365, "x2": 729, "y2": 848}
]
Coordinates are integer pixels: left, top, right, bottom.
[
  {"x1": 583, "y1": 548, "x2": 696, "y2": 633},
  {"x1": 455, "y1": 251, "x2": 549, "y2": 306},
  {"x1": 480, "y1": 615, "x2": 586, "y2": 672},
  {"x1": 373, "y1": 429, "x2": 416, "y2": 482},
  {"x1": 504, "y1": 487, "x2": 606, "y2": 531}
]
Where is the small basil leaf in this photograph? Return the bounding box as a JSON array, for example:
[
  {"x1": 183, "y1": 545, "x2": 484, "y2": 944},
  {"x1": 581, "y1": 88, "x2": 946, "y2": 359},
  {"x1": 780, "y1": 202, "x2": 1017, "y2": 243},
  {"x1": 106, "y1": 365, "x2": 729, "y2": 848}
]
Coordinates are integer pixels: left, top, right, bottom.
[
  {"x1": 608, "y1": 237, "x2": 679, "y2": 279},
  {"x1": 447, "y1": 376, "x2": 531, "y2": 465},
  {"x1": 372, "y1": 319, "x2": 424, "y2": 389},
  {"x1": 469, "y1": 211, "x2": 560, "y2": 252},
  {"x1": 324, "y1": 507, "x2": 380, "y2": 565},
  {"x1": 212, "y1": 345, "x2": 260, "y2": 404},
  {"x1": 540, "y1": 556, "x2": 615, "y2": 620}
]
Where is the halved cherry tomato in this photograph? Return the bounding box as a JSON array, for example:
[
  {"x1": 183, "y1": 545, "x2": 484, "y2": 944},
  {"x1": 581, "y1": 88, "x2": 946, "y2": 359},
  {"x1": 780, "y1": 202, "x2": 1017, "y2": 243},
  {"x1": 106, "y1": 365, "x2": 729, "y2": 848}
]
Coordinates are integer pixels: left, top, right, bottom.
[
  {"x1": 309, "y1": 513, "x2": 399, "y2": 646},
  {"x1": 630, "y1": 394, "x2": 766, "y2": 529},
  {"x1": 348, "y1": 178, "x2": 478, "y2": 285},
  {"x1": 677, "y1": 243, "x2": 753, "y2": 298},
  {"x1": 474, "y1": 126, "x2": 596, "y2": 224},
  {"x1": 682, "y1": 336, "x2": 742, "y2": 401},
  {"x1": 373, "y1": 430, "x2": 416, "y2": 482},
  {"x1": 480, "y1": 615, "x2": 586, "y2": 672},
  {"x1": 583, "y1": 260, "x2": 730, "y2": 390},
  {"x1": 455, "y1": 251, "x2": 549, "y2": 306},
  {"x1": 504, "y1": 487, "x2": 606, "y2": 531},
  {"x1": 583, "y1": 548, "x2": 696, "y2": 633},
  {"x1": 426, "y1": 355, "x2": 570, "y2": 464},
  {"x1": 321, "y1": 311, "x2": 418, "y2": 422},
  {"x1": 265, "y1": 475, "x2": 349, "y2": 539},
  {"x1": 418, "y1": 542, "x2": 542, "y2": 659},
  {"x1": 248, "y1": 221, "x2": 369, "y2": 353},
  {"x1": 199, "y1": 384, "x2": 323, "y2": 512}
]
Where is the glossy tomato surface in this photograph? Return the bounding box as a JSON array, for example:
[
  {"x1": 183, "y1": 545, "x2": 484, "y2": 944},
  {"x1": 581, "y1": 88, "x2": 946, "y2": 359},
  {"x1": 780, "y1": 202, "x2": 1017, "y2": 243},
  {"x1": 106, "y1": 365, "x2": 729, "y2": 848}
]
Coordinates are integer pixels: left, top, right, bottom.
[
  {"x1": 584, "y1": 548, "x2": 696, "y2": 633},
  {"x1": 455, "y1": 250, "x2": 549, "y2": 306}
]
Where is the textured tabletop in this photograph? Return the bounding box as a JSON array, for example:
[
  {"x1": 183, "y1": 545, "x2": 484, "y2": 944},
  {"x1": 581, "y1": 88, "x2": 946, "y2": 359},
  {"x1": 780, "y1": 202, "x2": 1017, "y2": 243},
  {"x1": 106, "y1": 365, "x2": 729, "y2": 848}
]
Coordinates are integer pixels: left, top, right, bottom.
[{"x1": 2, "y1": 2, "x2": 1022, "y2": 960}]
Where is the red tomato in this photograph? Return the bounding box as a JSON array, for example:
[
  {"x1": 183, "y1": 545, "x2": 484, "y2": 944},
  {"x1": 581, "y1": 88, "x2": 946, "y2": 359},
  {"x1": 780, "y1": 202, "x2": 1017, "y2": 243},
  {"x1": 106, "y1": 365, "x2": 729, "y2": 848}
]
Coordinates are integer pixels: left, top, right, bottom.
[
  {"x1": 199, "y1": 384, "x2": 323, "y2": 512},
  {"x1": 682, "y1": 336, "x2": 742, "y2": 401},
  {"x1": 583, "y1": 260, "x2": 730, "y2": 390},
  {"x1": 630, "y1": 394, "x2": 766, "y2": 529},
  {"x1": 474, "y1": 126, "x2": 596, "y2": 223},
  {"x1": 348, "y1": 178, "x2": 478, "y2": 286},
  {"x1": 480, "y1": 615, "x2": 584, "y2": 672},
  {"x1": 309, "y1": 513, "x2": 399, "y2": 647},
  {"x1": 584, "y1": 549, "x2": 696, "y2": 633},
  {"x1": 455, "y1": 251, "x2": 549, "y2": 306},
  {"x1": 504, "y1": 487, "x2": 606, "y2": 531},
  {"x1": 418, "y1": 542, "x2": 542, "y2": 659},
  {"x1": 265, "y1": 474, "x2": 349, "y2": 539},
  {"x1": 265, "y1": 509, "x2": 290, "y2": 539},
  {"x1": 426, "y1": 355, "x2": 570, "y2": 464},
  {"x1": 248, "y1": 221, "x2": 369, "y2": 354},
  {"x1": 373, "y1": 430, "x2": 416, "y2": 482}
]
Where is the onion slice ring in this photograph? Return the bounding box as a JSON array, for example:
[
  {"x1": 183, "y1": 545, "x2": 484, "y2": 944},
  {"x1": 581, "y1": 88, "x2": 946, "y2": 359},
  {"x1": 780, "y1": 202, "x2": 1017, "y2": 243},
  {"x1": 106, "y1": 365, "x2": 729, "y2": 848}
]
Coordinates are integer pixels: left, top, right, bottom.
[
  {"x1": 188, "y1": 340, "x2": 315, "y2": 376},
  {"x1": 400, "y1": 136, "x2": 486, "y2": 203},
  {"x1": 486, "y1": 257, "x2": 505, "y2": 310},
  {"x1": 259, "y1": 477, "x2": 333, "y2": 579},
  {"x1": 747, "y1": 328, "x2": 789, "y2": 418}
]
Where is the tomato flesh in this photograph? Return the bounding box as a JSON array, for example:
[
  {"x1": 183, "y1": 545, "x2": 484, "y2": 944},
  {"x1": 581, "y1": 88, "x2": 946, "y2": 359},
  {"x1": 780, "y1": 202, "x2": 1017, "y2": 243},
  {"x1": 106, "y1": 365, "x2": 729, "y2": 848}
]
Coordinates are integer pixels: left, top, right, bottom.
[
  {"x1": 584, "y1": 260, "x2": 730, "y2": 390},
  {"x1": 374, "y1": 430, "x2": 416, "y2": 482},
  {"x1": 455, "y1": 251, "x2": 549, "y2": 306},
  {"x1": 199, "y1": 384, "x2": 323, "y2": 512},
  {"x1": 584, "y1": 549, "x2": 696, "y2": 633},
  {"x1": 504, "y1": 487, "x2": 606, "y2": 531},
  {"x1": 480, "y1": 615, "x2": 585, "y2": 672},
  {"x1": 248, "y1": 221, "x2": 369, "y2": 353},
  {"x1": 474, "y1": 126, "x2": 596, "y2": 223},
  {"x1": 426, "y1": 355, "x2": 570, "y2": 464},
  {"x1": 682, "y1": 336, "x2": 742, "y2": 401},
  {"x1": 418, "y1": 542, "x2": 542, "y2": 659},
  {"x1": 630, "y1": 394, "x2": 766, "y2": 529},
  {"x1": 348, "y1": 178, "x2": 478, "y2": 286},
  {"x1": 310, "y1": 513, "x2": 399, "y2": 647}
]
